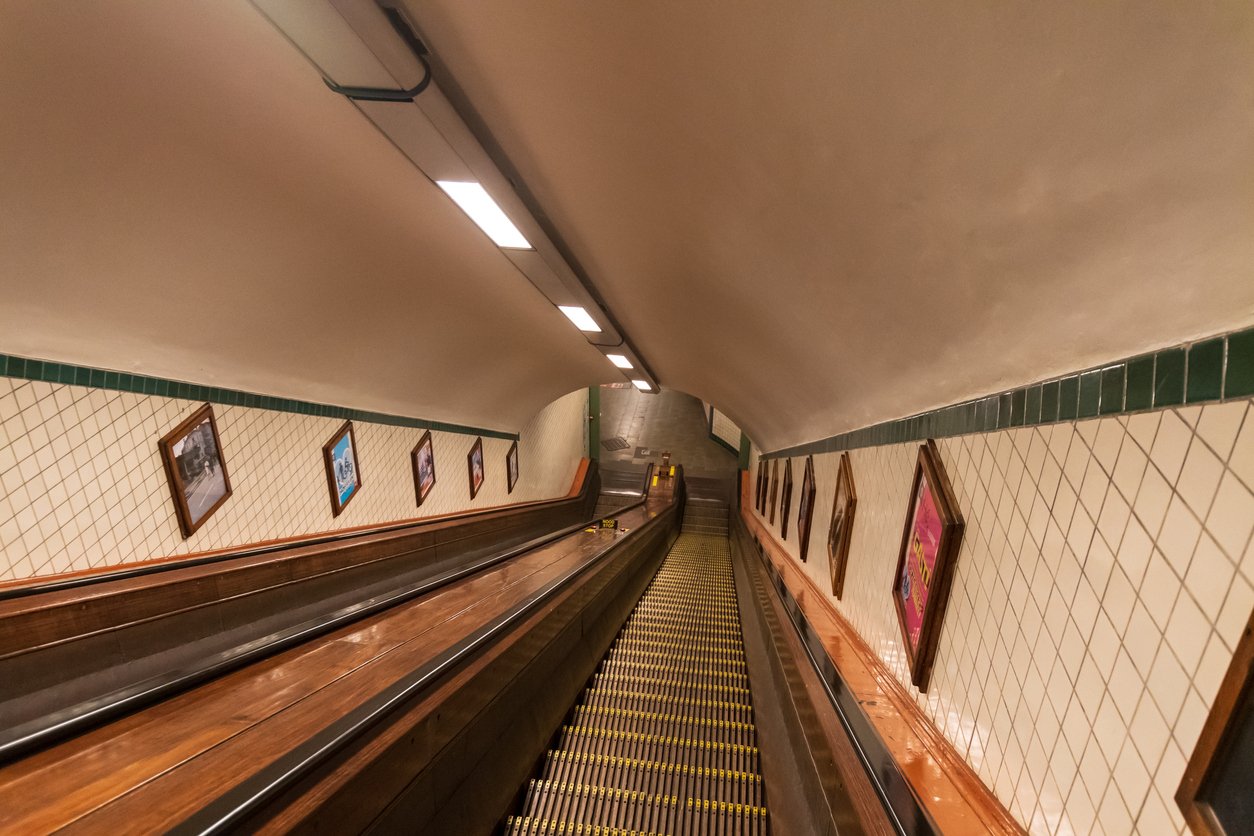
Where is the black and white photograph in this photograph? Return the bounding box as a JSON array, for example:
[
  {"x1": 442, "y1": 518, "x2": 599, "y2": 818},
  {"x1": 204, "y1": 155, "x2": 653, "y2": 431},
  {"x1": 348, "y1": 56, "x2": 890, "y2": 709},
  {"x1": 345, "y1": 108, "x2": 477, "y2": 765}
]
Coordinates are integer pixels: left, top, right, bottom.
[{"x1": 158, "y1": 403, "x2": 232, "y2": 538}]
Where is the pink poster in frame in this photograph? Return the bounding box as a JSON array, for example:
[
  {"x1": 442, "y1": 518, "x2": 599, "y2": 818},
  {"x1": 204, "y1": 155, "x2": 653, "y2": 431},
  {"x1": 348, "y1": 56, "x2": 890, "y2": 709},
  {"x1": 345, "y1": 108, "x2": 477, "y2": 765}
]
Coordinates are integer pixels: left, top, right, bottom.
[{"x1": 892, "y1": 439, "x2": 964, "y2": 691}]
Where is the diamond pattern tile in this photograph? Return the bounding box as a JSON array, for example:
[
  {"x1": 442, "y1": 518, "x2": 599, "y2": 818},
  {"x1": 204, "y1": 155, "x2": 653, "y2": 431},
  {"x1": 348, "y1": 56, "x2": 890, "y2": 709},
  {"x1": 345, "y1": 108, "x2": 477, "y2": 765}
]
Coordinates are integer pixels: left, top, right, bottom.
[{"x1": 752, "y1": 397, "x2": 1254, "y2": 834}]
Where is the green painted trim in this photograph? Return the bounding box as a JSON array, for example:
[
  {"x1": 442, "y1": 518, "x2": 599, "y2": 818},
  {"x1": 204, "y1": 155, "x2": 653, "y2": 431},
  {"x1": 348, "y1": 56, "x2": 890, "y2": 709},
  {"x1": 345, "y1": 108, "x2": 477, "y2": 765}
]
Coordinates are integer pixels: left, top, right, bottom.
[
  {"x1": 588, "y1": 385, "x2": 601, "y2": 461},
  {"x1": 738, "y1": 432, "x2": 751, "y2": 470},
  {"x1": 0, "y1": 353, "x2": 518, "y2": 441},
  {"x1": 765, "y1": 323, "x2": 1254, "y2": 459}
]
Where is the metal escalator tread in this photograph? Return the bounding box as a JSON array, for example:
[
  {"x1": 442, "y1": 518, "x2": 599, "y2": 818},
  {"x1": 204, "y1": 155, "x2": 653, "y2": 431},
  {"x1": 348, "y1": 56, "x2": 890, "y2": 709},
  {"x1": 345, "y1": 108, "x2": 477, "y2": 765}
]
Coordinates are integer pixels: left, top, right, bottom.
[{"x1": 506, "y1": 533, "x2": 769, "y2": 834}]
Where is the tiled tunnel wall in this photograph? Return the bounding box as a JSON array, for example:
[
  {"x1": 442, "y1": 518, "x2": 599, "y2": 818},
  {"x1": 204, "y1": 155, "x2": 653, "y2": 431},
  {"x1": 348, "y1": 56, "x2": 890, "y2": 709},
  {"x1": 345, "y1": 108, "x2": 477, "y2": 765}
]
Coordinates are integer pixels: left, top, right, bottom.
[
  {"x1": 0, "y1": 379, "x2": 588, "y2": 581},
  {"x1": 752, "y1": 397, "x2": 1253, "y2": 835}
]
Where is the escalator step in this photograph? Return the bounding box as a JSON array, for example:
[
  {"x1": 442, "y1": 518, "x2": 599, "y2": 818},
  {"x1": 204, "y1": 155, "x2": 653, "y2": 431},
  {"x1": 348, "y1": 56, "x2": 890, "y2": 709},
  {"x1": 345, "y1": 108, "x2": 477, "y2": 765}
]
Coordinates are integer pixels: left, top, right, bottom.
[{"x1": 506, "y1": 530, "x2": 768, "y2": 834}]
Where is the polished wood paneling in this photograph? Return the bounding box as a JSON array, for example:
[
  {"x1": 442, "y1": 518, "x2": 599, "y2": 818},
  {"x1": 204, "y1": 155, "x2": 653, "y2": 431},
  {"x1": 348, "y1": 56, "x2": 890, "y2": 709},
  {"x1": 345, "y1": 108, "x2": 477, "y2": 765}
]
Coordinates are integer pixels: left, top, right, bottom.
[{"x1": 0, "y1": 484, "x2": 677, "y2": 833}]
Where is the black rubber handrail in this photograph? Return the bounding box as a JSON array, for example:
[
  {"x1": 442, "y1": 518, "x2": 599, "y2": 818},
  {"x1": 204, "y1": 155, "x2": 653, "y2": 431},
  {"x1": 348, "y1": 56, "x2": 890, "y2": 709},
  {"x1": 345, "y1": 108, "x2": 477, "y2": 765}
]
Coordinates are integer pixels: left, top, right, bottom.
[
  {"x1": 0, "y1": 472, "x2": 634, "y2": 764},
  {"x1": 0, "y1": 464, "x2": 600, "y2": 603},
  {"x1": 739, "y1": 523, "x2": 937, "y2": 836},
  {"x1": 177, "y1": 468, "x2": 681, "y2": 835}
]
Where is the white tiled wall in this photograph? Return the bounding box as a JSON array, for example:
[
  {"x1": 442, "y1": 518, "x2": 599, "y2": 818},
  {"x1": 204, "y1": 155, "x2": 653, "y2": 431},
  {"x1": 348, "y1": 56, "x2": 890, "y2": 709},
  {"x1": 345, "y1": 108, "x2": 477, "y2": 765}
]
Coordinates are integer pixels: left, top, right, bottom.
[
  {"x1": 0, "y1": 380, "x2": 588, "y2": 581},
  {"x1": 752, "y1": 399, "x2": 1254, "y2": 835},
  {"x1": 708, "y1": 405, "x2": 742, "y2": 452}
]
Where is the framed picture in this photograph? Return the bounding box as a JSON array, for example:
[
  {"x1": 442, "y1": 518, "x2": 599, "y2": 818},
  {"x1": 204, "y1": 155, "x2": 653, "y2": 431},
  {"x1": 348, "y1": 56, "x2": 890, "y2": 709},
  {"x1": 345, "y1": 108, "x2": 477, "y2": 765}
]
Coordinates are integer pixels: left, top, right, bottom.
[
  {"x1": 467, "y1": 436, "x2": 485, "y2": 499},
  {"x1": 322, "y1": 421, "x2": 362, "y2": 516},
  {"x1": 892, "y1": 439, "x2": 964, "y2": 691},
  {"x1": 506, "y1": 440, "x2": 520, "y2": 494},
  {"x1": 1176, "y1": 606, "x2": 1254, "y2": 835},
  {"x1": 410, "y1": 430, "x2": 436, "y2": 507},
  {"x1": 768, "y1": 460, "x2": 779, "y2": 524},
  {"x1": 828, "y1": 452, "x2": 858, "y2": 598},
  {"x1": 796, "y1": 456, "x2": 817, "y2": 561},
  {"x1": 158, "y1": 403, "x2": 232, "y2": 538},
  {"x1": 780, "y1": 458, "x2": 794, "y2": 539},
  {"x1": 754, "y1": 457, "x2": 764, "y2": 511}
]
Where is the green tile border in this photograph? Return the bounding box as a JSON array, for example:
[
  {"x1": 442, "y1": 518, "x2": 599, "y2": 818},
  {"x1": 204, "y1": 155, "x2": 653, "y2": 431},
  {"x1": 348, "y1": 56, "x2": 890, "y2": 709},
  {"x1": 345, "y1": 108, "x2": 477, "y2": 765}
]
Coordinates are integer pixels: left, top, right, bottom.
[
  {"x1": 766, "y1": 324, "x2": 1254, "y2": 459},
  {"x1": 0, "y1": 354, "x2": 518, "y2": 441}
]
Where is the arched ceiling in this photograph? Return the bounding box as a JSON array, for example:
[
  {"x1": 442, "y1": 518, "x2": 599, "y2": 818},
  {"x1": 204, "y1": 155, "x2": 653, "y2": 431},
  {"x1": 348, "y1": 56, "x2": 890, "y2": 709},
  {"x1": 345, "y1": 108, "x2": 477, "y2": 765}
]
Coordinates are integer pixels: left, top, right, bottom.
[
  {"x1": 0, "y1": 2, "x2": 616, "y2": 433},
  {"x1": 401, "y1": 0, "x2": 1254, "y2": 450},
  {"x1": 1, "y1": 2, "x2": 1252, "y2": 449}
]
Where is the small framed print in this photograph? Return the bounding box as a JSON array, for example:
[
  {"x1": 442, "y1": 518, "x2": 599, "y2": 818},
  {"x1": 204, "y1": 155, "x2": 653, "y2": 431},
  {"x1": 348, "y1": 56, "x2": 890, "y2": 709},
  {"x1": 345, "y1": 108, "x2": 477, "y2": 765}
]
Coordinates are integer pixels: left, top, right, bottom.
[
  {"x1": 828, "y1": 452, "x2": 858, "y2": 599},
  {"x1": 506, "y1": 440, "x2": 520, "y2": 494},
  {"x1": 467, "y1": 437, "x2": 485, "y2": 499},
  {"x1": 754, "y1": 457, "x2": 765, "y2": 511},
  {"x1": 796, "y1": 456, "x2": 817, "y2": 561},
  {"x1": 158, "y1": 403, "x2": 232, "y2": 538},
  {"x1": 768, "y1": 460, "x2": 780, "y2": 524},
  {"x1": 779, "y1": 458, "x2": 794, "y2": 539},
  {"x1": 410, "y1": 430, "x2": 436, "y2": 507},
  {"x1": 322, "y1": 421, "x2": 362, "y2": 516},
  {"x1": 1176, "y1": 607, "x2": 1254, "y2": 835},
  {"x1": 892, "y1": 439, "x2": 964, "y2": 691}
]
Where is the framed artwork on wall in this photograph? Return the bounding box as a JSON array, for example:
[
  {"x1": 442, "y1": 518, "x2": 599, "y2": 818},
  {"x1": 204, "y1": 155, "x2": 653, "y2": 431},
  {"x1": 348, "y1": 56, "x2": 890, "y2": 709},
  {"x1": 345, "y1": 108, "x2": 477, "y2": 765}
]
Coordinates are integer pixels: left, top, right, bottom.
[
  {"x1": 410, "y1": 430, "x2": 436, "y2": 507},
  {"x1": 467, "y1": 437, "x2": 486, "y2": 499},
  {"x1": 827, "y1": 452, "x2": 858, "y2": 598},
  {"x1": 158, "y1": 403, "x2": 232, "y2": 538},
  {"x1": 768, "y1": 460, "x2": 779, "y2": 524},
  {"x1": 322, "y1": 420, "x2": 362, "y2": 517},
  {"x1": 892, "y1": 439, "x2": 964, "y2": 691},
  {"x1": 506, "y1": 440, "x2": 520, "y2": 494},
  {"x1": 780, "y1": 458, "x2": 794, "y2": 540},
  {"x1": 796, "y1": 456, "x2": 817, "y2": 561},
  {"x1": 1176, "y1": 607, "x2": 1254, "y2": 835},
  {"x1": 754, "y1": 457, "x2": 764, "y2": 511}
]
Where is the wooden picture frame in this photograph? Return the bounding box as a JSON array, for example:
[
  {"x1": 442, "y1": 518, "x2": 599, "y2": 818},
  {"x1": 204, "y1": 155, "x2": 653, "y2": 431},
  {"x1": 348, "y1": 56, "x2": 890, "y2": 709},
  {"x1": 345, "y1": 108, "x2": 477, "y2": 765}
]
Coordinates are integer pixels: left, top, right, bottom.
[
  {"x1": 754, "y1": 456, "x2": 764, "y2": 511},
  {"x1": 1177, "y1": 607, "x2": 1254, "y2": 835},
  {"x1": 506, "y1": 439, "x2": 520, "y2": 494},
  {"x1": 467, "y1": 437, "x2": 485, "y2": 499},
  {"x1": 410, "y1": 430, "x2": 436, "y2": 507},
  {"x1": 796, "y1": 456, "x2": 817, "y2": 562},
  {"x1": 158, "y1": 403, "x2": 232, "y2": 538},
  {"x1": 780, "y1": 458, "x2": 794, "y2": 540},
  {"x1": 828, "y1": 452, "x2": 858, "y2": 599},
  {"x1": 322, "y1": 421, "x2": 362, "y2": 517},
  {"x1": 892, "y1": 439, "x2": 964, "y2": 691},
  {"x1": 768, "y1": 460, "x2": 779, "y2": 524}
]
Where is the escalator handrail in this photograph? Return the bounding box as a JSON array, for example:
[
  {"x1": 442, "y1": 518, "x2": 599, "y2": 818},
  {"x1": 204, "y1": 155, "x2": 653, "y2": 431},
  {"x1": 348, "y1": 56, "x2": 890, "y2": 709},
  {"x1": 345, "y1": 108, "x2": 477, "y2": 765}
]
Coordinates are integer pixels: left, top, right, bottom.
[
  {"x1": 0, "y1": 472, "x2": 643, "y2": 765},
  {"x1": 178, "y1": 469, "x2": 684, "y2": 835}
]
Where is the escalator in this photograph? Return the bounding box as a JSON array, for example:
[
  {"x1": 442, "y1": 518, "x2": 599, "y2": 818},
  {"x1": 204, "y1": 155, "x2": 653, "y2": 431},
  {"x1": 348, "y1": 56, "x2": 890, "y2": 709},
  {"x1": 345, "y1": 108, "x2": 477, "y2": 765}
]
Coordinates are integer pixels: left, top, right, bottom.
[{"x1": 505, "y1": 496, "x2": 769, "y2": 835}]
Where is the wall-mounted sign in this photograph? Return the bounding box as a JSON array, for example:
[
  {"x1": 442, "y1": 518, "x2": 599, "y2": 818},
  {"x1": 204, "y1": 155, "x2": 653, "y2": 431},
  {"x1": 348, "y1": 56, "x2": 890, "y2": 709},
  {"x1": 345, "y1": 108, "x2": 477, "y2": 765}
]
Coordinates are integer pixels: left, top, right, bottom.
[
  {"x1": 892, "y1": 439, "x2": 964, "y2": 691},
  {"x1": 780, "y1": 458, "x2": 794, "y2": 540},
  {"x1": 796, "y1": 456, "x2": 816, "y2": 562},
  {"x1": 828, "y1": 452, "x2": 857, "y2": 598}
]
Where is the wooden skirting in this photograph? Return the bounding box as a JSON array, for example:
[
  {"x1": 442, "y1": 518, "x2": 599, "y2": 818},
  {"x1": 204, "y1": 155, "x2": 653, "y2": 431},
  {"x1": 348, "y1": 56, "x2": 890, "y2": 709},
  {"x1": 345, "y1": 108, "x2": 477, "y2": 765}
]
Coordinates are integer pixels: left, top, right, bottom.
[{"x1": 739, "y1": 475, "x2": 1024, "y2": 835}]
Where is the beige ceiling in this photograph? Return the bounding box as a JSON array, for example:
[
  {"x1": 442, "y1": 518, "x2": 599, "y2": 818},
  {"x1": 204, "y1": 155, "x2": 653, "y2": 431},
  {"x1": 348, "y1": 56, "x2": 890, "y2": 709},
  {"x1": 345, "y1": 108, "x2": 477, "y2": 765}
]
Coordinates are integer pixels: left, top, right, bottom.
[
  {"x1": 1, "y1": 3, "x2": 1251, "y2": 450},
  {"x1": 403, "y1": 0, "x2": 1254, "y2": 450},
  {"x1": 0, "y1": 1, "x2": 616, "y2": 433}
]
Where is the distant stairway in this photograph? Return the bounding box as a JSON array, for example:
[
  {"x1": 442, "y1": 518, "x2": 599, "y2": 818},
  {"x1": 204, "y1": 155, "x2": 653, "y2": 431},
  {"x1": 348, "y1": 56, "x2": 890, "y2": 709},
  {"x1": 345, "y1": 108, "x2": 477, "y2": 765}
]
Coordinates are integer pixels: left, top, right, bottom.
[
  {"x1": 504, "y1": 532, "x2": 768, "y2": 835},
  {"x1": 681, "y1": 498, "x2": 729, "y2": 537}
]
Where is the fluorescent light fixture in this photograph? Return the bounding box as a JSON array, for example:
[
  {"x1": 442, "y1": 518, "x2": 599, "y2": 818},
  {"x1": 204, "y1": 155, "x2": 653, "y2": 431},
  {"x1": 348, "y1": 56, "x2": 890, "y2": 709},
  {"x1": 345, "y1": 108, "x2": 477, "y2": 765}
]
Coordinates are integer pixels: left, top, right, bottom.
[
  {"x1": 436, "y1": 181, "x2": 532, "y2": 249},
  {"x1": 558, "y1": 305, "x2": 602, "y2": 333},
  {"x1": 606, "y1": 354, "x2": 633, "y2": 369},
  {"x1": 632, "y1": 379, "x2": 652, "y2": 391}
]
